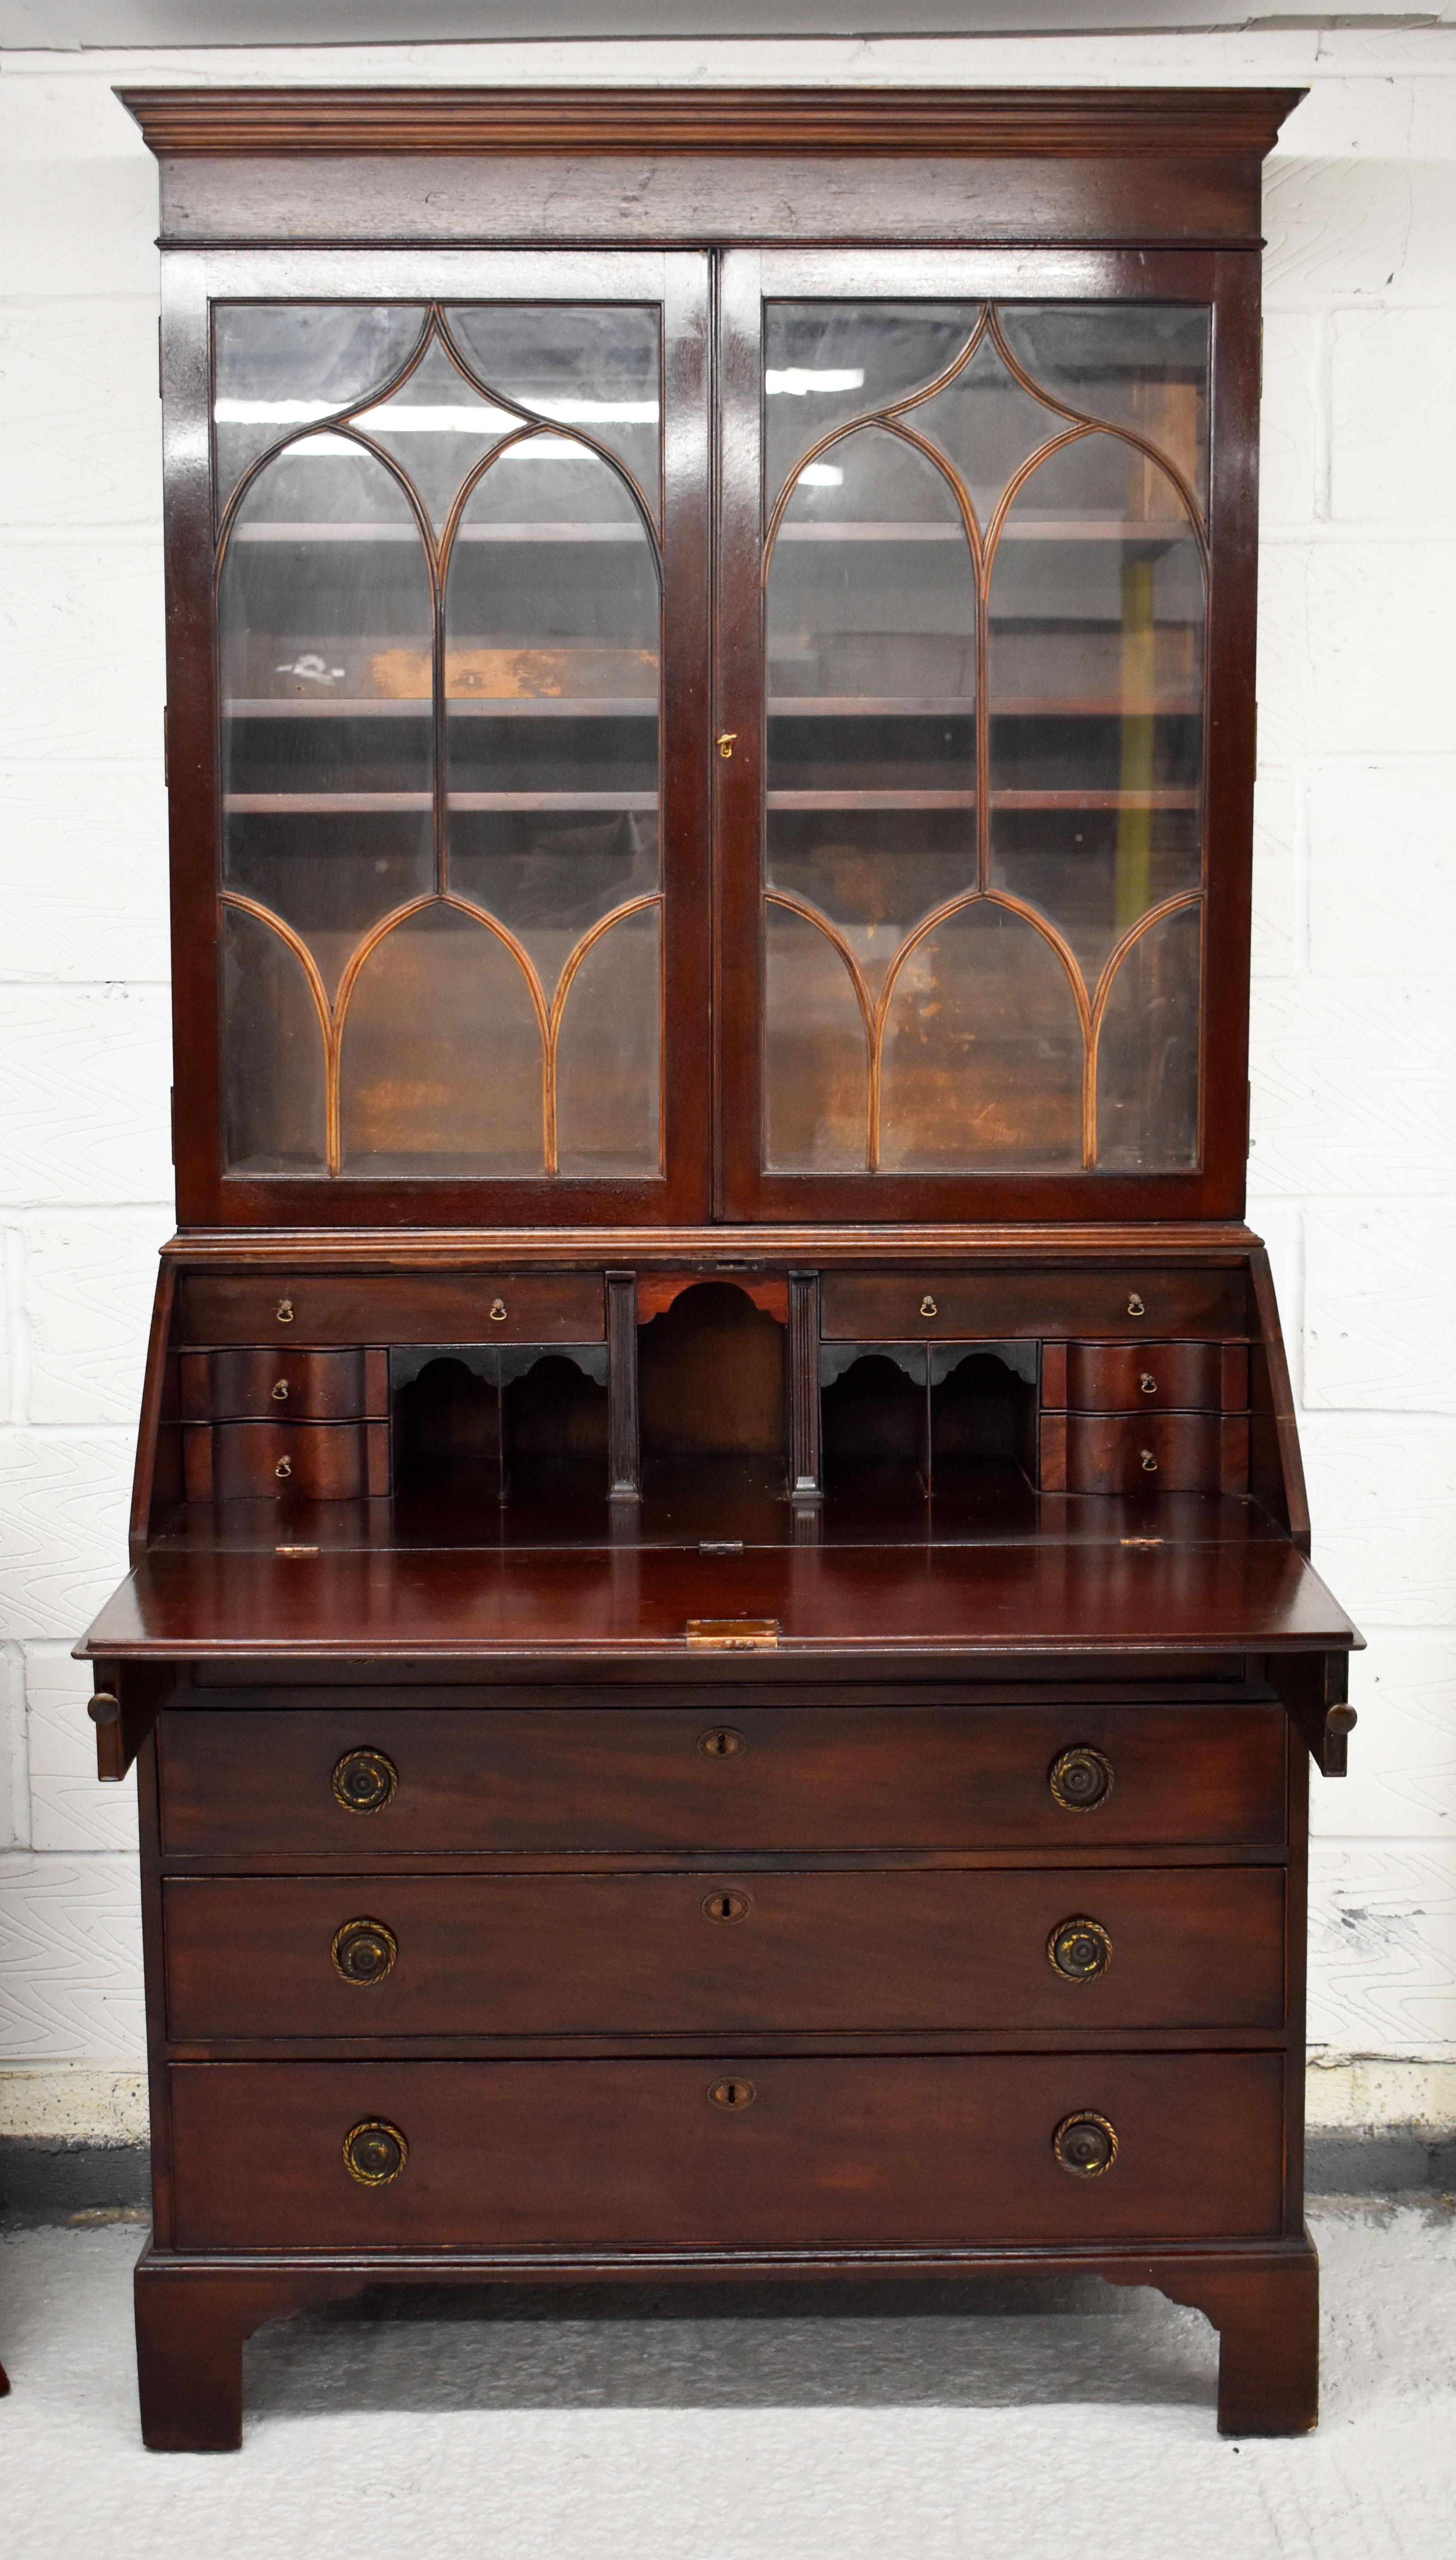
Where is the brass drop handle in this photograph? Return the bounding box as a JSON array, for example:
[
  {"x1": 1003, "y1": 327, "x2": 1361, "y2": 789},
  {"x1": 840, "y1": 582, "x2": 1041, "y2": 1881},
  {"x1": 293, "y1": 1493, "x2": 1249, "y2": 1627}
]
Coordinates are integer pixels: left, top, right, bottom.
[
  {"x1": 1048, "y1": 1746, "x2": 1113, "y2": 1812},
  {"x1": 702, "y1": 1889, "x2": 751, "y2": 1925},
  {"x1": 342, "y1": 2118, "x2": 407, "y2": 2186},
  {"x1": 710, "y1": 2077, "x2": 756, "y2": 2109},
  {"x1": 276, "y1": 1297, "x2": 294, "y2": 1324},
  {"x1": 919, "y1": 1295, "x2": 938, "y2": 1319},
  {"x1": 1053, "y1": 2111, "x2": 1118, "y2": 2178},
  {"x1": 1140, "y1": 1448, "x2": 1159, "y2": 1473},
  {"x1": 272, "y1": 1378, "x2": 289, "y2": 1401},
  {"x1": 1048, "y1": 1917, "x2": 1112, "y2": 1982},
  {"x1": 717, "y1": 731, "x2": 737, "y2": 759},
  {"x1": 332, "y1": 1917, "x2": 398, "y2": 1985},
  {"x1": 1139, "y1": 1372, "x2": 1157, "y2": 1396},
  {"x1": 275, "y1": 1455, "x2": 292, "y2": 1480},
  {"x1": 489, "y1": 1298, "x2": 507, "y2": 1323},
  {"x1": 699, "y1": 1727, "x2": 746, "y2": 1758},
  {"x1": 332, "y1": 1747, "x2": 398, "y2": 1815}
]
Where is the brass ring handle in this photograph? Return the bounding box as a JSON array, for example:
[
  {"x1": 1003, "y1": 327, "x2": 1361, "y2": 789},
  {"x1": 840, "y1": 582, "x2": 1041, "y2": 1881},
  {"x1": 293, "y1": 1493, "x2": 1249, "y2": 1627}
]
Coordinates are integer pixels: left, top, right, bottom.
[
  {"x1": 332, "y1": 1917, "x2": 398, "y2": 1985},
  {"x1": 489, "y1": 1298, "x2": 507, "y2": 1323},
  {"x1": 1126, "y1": 1293, "x2": 1145, "y2": 1317},
  {"x1": 332, "y1": 1747, "x2": 398, "y2": 1815},
  {"x1": 1048, "y1": 1745, "x2": 1114, "y2": 1812},
  {"x1": 919, "y1": 1295, "x2": 938, "y2": 1319},
  {"x1": 342, "y1": 2118, "x2": 407, "y2": 2186},
  {"x1": 698, "y1": 1727, "x2": 746, "y2": 1758},
  {"x1": 1053, "y1": 2111, "x2": 1118, "y2": 2178},
  {"x1": 702, "y1": 1889, "x2": 751, "y2": 1924},
  {"x1": 1139, "y1": 1373, "x2": 1157, "y2": 1396},
  {"x1": 275, "y1": 1455, "x2": 292, "y2": 1480},
  {"x1": 1048, "y1": 1917, "x2": 1112, "y2": 1981},
  {"x1": 276, "y1": 1297, "x2": 294, "y2": 1324},
  {"x1": 709, "y1": 2078, "x2": 756, "y2": 2109},
  {"x1": 1139, "y1": 1449, "x2": 1159, "y2": 1473},
  {"x1": 272, "y1": 1379, "x2": 289, "y2": 1401}
]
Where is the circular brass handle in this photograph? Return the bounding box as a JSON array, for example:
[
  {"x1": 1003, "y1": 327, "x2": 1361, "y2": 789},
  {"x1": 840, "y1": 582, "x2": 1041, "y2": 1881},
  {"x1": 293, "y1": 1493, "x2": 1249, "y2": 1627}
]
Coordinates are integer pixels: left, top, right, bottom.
[
  {"x1": 1139, "y1": 1372, "x2": 1157, "y2": 1396},
  {"x1": 489, "y1": 1297, "x2": 507, "y2": 1323},
  {"x1": 919, "y1": 1295, "x2": 938, "y2": 1319},
  {"x1": 1126, "y1": 1293, "x2": 1145, "y2": 1318},
  {"x1": 342, "y1": 2119, "x2": 407, "y2": 2186},
  {"x1": 332, "y1": 1747, "x2": 398, "y2": 1815},
  {"x1": 709, "y1": 2078, "x2": 756, "y2": 2110},
  {"x1": 1048, "y1": 1917, "x2": 1112, "y2": 1982},
  {"x1": 87, "y1": 1692, "x2": 121, "y2": 1726},
  {"x1": 272, "y1": 1378, "x2": 289, "y2": 1401},
  {"x1": 698, "y1": 1727, "x2": 746, "y2": 1758},
  {"x1": 1048, "y1": 1746, "x2": 1113, "y2": 1812},
  {"x1": 332, "y1": 1917, "x2": 398, "y2": 1985},
  {"x1": 702, "y1": 1889, "x2": 751, "y2": 1924},
  {"x1": 1053, "y1": 2111, "x2": 1118, "y2": 2178},
  {"x1": 276, "y1": 1297, "x2": 295, "y2": 1324},
  {"x1": 1139, "y1": 1448, "x2": 1159, "y2": 1473},
  {"x1": 275, "y1": 1455, "x2": 292, "y2": 1479}
]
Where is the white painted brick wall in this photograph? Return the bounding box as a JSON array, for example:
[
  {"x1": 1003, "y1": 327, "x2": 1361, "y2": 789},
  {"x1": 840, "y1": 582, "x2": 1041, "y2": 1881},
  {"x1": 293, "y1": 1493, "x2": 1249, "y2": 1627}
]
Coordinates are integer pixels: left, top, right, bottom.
[{"x1": 1, "y1": 24, "x2": 1454, "y2": 2127}]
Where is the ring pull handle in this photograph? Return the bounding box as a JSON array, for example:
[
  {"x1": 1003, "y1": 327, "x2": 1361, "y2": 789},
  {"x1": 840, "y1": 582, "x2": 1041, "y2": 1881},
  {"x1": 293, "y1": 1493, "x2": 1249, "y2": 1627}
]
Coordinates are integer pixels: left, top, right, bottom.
[
  {"x1": 1139, "y1": 1448, "x2": 1159, "y2": 1474},
  {"x1": 275, "y1": 1454, "x2": 292, "y2": 1480},
  {"x1": 276, "y1": 1297, "x2": 295, "y2": 1324},
  {"x1": 1053, "y1": 2111, "x2": 1118, "y2": 2178},
  {"x1": 919, "y1": 1295, "x2": 938, "y2": 1320},
  {"x1": 1126, "y1": 1293, "x2": 1145, "y2": 1318},
  {"x1": 342, "y1": 2119, "x2": 407, "y2": 2186},
  {"x1": 1139, "y1": 1372, "x2": 1157, "y2": 1396},
  {"x1": 489, "y1": 1298, "x2": 507, "y2": 1323},
  {"x1": 272, "y1": 1378, "x2": 289, "y2": 1401}
]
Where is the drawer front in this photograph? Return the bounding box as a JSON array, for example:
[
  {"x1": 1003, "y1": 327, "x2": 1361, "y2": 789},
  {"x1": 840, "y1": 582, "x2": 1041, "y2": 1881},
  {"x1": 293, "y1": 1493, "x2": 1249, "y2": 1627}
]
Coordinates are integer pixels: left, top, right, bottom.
[
  {"x1": 1055, "y1": 1342, "x2": 1233, "y2": 1414},
  {"x1": 183, "y1": 1421, "x2": 389, "y2": 1502},
  {"x1": 162, "y1": 1868, "x2": 1287, "y2": 2040},
  {"x1": 819, "y1": 1269, "x2": 1246, "y2": 1344},
  {"x1": 167, "y1": 2052, "x2": 1285, "y2": 2250},
  {"x1": 176, "y1": 1271, "x2": 605, "y2": 1347},
  {"x1": 180, "y1": 1348, "x2": 387, "y2": 1422},
  {"x1": 157, "y1": 1704, "x2": 1287, "y2": 1856},
  {"x1": 1040, "y1": 1414, "x2": 1246, "y2": 1496}
]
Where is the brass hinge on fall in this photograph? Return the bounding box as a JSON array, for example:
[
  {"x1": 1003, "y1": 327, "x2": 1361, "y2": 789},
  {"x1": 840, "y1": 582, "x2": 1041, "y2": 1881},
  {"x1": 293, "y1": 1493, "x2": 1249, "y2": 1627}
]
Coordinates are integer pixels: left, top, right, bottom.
[{"x1": 686, "y1": 1617, "x2": 780, "y2": 1650}]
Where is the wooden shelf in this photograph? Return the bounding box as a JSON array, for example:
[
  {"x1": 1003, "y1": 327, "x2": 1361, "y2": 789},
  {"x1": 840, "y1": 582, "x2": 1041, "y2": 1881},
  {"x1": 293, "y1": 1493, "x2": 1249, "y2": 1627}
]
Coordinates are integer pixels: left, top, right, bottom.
[
  {"x1": 224, "y1": 697, "x2": 657, "y2": 719},
  {"x1": 767, "y1": 786, "x2": 1198, "y2": 811},
  {"x1": 777, "y1": 518, "x2": 1191, "y2": 544},
  {"x1": 224, "y1": 789, "x2": 659, "y2": 814},
  {"x1": 768, "y1": 696, "x2": 1201, "y2": 718},
  {"x1": 231, "y1": 521, "x2": 648, "y2": 545}
]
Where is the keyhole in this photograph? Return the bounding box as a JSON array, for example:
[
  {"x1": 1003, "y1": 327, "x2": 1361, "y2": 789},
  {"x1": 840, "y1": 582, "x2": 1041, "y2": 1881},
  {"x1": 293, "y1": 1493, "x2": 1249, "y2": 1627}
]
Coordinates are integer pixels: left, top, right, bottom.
[
  {"x1": 702, "y1": 1889, "x2": 750, "y2": 1924},
  {"x1": 709, "y1": 2077, "x2": 756, "y2": 2109},
  {"x1": 716, "y1": 732, "x2": 737, "y2": 759},
  {"x1": 698, "y1": 1728, "x2": 746, "y2": 1759}
]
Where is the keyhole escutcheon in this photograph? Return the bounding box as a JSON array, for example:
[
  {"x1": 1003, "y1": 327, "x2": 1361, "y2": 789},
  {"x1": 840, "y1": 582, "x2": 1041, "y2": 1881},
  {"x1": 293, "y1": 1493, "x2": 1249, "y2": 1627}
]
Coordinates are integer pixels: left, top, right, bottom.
[
  {"x1": 710, "y1": 2077, "x2": 756, "y2": 2109},
  {"x1": 699, "y1": 1728, "x2": 746, "y2": 1759},
  {"x1": 702, "y1": 1889, "x2": 751, "y2": 1925},
  {"x1": 717, "y1": 732, "x2": 737, "y2": 760}
]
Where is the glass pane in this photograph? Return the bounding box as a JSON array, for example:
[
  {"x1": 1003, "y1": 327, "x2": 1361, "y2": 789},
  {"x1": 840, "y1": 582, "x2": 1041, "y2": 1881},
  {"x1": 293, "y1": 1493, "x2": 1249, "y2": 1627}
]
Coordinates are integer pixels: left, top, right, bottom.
[
  {"x1": 997, "y1": 303, "x2": 1210, "y2": 511},
  {"x1": 214, "y1": 303, "x2": 425, "y2": 516},
  {"x1": 878, "y1": 903, "x2": 1083, "y2": 1171},
  {"x1": 446, "y1": 305, "x2": 661, "y2": 524},
  {"x1": 338, "y1": 904, "x2": 544, "y2": 1176},
  {"x1": 1094, "y1": 901, "x2": 1200, "y2": 1170},
  {"x1": 764, "y1": 902, "x2": 868, "y2": 1172},
  {"x1": 221, "y1": 903, "x2": 327, "y2": 1175},
  {"x1": 218, "y1": 434, "x2": 435, "y2": 1006},
  {"x1": 554, "y1": 905, "x2": 661, "y2": 1175},
  {"x1": 987, "y1": 435, "x2": 1204, "y2": 987},
  {"x1": 765, "y1": 302, "x2": 977, "y2": 513},
  {"x1": 910, "y1": 331, "x2": 1062, "y2": 533},
  {"x1": 354, "y1": 334, "x2": 518, "y2": 531}
]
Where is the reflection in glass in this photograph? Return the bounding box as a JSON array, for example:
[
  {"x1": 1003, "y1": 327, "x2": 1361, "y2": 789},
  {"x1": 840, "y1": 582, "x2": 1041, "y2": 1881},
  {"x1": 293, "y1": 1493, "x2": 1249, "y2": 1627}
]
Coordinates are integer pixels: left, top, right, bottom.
[
  {"x1": 448, "y1": 304, "x2": 662, "y2": 521},
  {"x1": 1094, "y1": 901, "x2": 1201, "y2": 1171},
  {"x1": 354, "y1": 336, "x2": 517, "y2": 530},
  {"x1": 760, "y1": 296, "x2": 1209, "y2": 1176},
  {"x1": 554, "y1": 906, "x2": 662, "y2": 1175},
  {"x1": 339, "y1": 905, "x2": 543, "y2": 1176},
  {"x1": 222, "y1": 903, "x2": 327, "y2": 1174},
  {"x1": 213, "y1": 304, "x2": 425, "y2": 516}
]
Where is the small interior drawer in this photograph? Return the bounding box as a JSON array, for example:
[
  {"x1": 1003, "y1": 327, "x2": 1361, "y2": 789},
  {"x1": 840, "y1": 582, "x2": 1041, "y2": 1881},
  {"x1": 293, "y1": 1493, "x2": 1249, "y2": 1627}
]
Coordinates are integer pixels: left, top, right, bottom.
[
  {"x1": 182, "y1": 1420, "x2": 390, "y2": 1502},
  {"x1": 1040, "y1": 1412, "x2": 1249, "y2": 1495},
  {"x1": 180, "y1": 1348, "x2": 387, "y2": 1422},
  {"x1": 1043, "y1": 1342, "x2": 1246, "y2": 1414}
]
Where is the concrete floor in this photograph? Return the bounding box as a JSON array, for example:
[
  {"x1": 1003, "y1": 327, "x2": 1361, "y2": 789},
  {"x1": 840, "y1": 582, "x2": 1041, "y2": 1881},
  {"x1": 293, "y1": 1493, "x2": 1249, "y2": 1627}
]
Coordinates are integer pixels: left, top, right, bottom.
[{"x1": 1, "y1": 2203, "x2": 1454, "y2": 2558}]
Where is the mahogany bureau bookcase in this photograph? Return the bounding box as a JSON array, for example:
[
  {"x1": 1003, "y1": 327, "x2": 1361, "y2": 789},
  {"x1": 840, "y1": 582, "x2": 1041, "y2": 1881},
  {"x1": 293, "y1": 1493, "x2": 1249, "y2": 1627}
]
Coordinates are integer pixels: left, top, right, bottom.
[{"x1": 78, "y1": 83, "x2": 1361, "y2": 2451}]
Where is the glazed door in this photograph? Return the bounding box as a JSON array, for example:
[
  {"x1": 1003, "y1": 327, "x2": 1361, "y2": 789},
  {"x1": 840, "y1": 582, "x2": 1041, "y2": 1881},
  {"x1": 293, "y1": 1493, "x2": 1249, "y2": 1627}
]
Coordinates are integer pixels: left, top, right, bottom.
[
  {"x1": 715, "y1": 249, "x2": 1258, "y2": 1223},
  {"x1": 167, "y1": 250, "x2": 710, "y2": 1226}
]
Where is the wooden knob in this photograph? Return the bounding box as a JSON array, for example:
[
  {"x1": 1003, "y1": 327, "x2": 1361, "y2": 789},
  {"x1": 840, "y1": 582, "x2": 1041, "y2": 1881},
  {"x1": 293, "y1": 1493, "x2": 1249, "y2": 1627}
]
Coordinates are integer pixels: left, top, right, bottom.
[
  {"x1": 331, "y1": 1918, "x2": 398, "y2": 1985},
  {"x1": 1048, "y1": 1917, "x2": 1112, "y2": 1981},
  {"x1": 87, "y1": 1692, "x2": 121, "y2": 1726},
  {"x1": 342, "y1": 2119, "x2": 407, "y2": 2186},
  {"x1": 1048, "y1": 1746, "x2": 1113, "y2": 1812},
  {"x1": 698, "y1": 1727, "x2": 746, "y2": 1758},
  {"x1": 332, "y1": 1748, "x2": 398, "y2": 1815},
  {"x1": 1053, "y1": 2111, "x2": 1118, "y2": 2177},
  {"x1": 709, "y1": 2078, "x2": 756, "y2": 2110},
  {"x1": 702, "y1": 1889, "x2": 751, "y2": 1924}
]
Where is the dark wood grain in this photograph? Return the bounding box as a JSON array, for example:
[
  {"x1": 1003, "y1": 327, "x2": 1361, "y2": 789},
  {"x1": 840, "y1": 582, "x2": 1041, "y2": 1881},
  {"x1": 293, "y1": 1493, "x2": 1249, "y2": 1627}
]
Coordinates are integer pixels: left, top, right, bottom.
[
  {"x1": 183, "y1": 1421, "x2": 389, "y2": 1504},
  {"x1": 177, "y1": 1270, "x2": 605, "y2": 1346},
  {"x1": 181, "y1": 1348, "x2": 386, "y2": 1421},
  {"x1": 820, "y1": 1269, "x2": 1248, "y2": 1342},
  {"x1": 1056, "y1": 1343, "x2": 1234, "y2": 1413}
]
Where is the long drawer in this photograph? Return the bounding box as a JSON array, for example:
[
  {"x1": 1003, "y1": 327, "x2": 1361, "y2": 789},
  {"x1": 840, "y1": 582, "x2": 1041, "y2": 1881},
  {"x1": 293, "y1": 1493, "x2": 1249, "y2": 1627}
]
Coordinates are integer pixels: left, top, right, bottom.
[
  {"x1": 166, "y1": 2052, "x2": 1285, "y2": 2250},
  {"x1": 176, "y1": 1271, "x2": 605, "y2": 1347},
  {"x1": 162, "y1": 1867, "x2": 1286, "y2": 2039},
  {"x1": 819, "y1": 1269, "x2": 1247, "y2": 1342},
  {"x1": 156, "y1": 1704, "x2": 1288, "y2": 1857}
]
